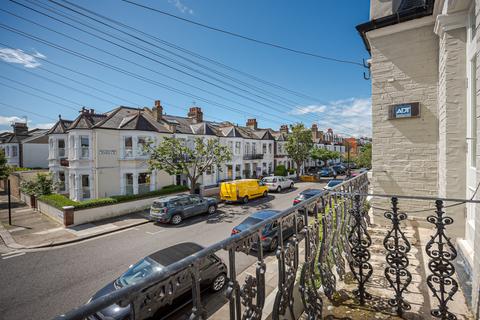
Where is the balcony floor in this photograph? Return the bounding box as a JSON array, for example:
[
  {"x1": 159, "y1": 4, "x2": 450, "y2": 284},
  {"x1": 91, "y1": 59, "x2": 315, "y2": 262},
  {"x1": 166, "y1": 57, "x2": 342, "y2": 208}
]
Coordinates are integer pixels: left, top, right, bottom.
[{"x1": 316, "y1": 221, "x2": 473, "y2": 320}]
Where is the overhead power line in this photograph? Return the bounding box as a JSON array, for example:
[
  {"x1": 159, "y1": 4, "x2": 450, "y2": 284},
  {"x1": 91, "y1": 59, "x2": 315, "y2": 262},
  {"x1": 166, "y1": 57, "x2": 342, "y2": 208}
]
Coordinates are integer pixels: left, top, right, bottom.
[
  {"x1": 119, "y1": 0, "x2": 364, "y2": 67},
  {"x1": 60, "y1": 0, "x2": 328, "y2": 102},
  {"x1": 11, "y1": 0, "x2": 359, "y2": 134}
]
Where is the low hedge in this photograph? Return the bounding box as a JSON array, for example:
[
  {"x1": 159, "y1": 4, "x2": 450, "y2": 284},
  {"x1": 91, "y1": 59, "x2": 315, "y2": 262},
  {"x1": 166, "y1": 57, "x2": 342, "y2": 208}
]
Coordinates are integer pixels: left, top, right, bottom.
[{"x1": 38, "y1": 184, "x2": 190, "y2": 210}]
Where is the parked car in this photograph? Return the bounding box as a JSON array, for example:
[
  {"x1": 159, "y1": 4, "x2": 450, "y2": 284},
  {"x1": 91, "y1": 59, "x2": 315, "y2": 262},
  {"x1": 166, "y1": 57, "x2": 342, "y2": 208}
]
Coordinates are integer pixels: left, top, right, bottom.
[
  {"x1": 231, "y1": 210, "x2": 303, "y2": 251},
  {"x1": 86, "y1": 243, "x2": 227, "y2": 320},
  {"x1": 262, "y1": 176, "x2": 294, "y2": 192},
  {"x1": 332, "y1": 165, "x2": 346, "y2": 174},
  {"x1": 324, "y1": 179, "x2": 344, "y2": 190},
  {"x1": 319, "y1": 167, "x2": 337, "y2": 177},
  {"x1": 150, "y1": 194, "x2": 218, "y2": 225},
  {"x1": 293, "y1": 189, "x2": 324, "y2": 214},
  {"x1": 220, "y1": 179, "x2": 268, "y2": 204}
]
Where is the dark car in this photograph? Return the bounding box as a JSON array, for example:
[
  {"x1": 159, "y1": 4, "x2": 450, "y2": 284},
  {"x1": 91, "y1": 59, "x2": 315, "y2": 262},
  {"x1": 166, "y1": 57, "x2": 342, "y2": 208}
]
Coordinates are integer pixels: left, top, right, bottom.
[
  {"x1": 319, "y1": 167, "x2": 337, "y2": 177},
  {"x1": 231, "y1": 210, "x2": 303, "y2": 252},
  {"x1": 150, "y1": 194, "x2": 218, "y2": 225},
  {"x1": 293, "y1": 189, "x2": 324, "y2": 214},
  {"x1": 87, "y1": 243, "x2": 227, "y2": 320},
  {"x1": 324, "y1": 179, "x2": 344, "y2": 190},
  {"x1": 332, "y1": 165, "x2": 346, "y2": 174}
]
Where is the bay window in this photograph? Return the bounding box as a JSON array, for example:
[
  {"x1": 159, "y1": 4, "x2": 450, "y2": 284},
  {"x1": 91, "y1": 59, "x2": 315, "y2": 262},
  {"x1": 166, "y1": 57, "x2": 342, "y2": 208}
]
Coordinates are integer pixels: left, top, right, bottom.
[
  {"x1": 80, "y1": 136, "x2": 89, "y2": 159},
  {"x1": 124, "y1": 136, "x2": 133, "y2": 157}
]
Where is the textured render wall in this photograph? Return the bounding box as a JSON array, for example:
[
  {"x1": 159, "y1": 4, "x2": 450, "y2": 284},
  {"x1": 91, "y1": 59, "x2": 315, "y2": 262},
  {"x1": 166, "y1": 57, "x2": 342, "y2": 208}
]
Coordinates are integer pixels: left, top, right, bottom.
[
  {"x1": 23, "y1": 143, "x2": 49, "y2": 168},
  {"x1": 437, "y1": 28, "x2": 467, "y2": 230},
  {"x1": 370, "y1": 24, "x2": 439, "y2": 213}
]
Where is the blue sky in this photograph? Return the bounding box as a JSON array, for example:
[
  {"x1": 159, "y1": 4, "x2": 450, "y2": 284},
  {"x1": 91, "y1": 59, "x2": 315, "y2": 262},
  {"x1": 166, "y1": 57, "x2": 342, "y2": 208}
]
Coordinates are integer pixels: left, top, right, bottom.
[{"x1": 0, "y1": 0, "x2": 371, "y2": 137}]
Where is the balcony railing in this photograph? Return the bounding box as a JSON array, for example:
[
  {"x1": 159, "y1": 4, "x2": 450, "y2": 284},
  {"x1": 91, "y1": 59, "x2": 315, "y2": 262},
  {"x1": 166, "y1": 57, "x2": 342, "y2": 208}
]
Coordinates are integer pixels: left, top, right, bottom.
[
  {"x1": 243, "y1": 153, "x2": 263, "y2": 160},
  {"x1": 55, "y1": 172, "x2": 473, "y2": 320}
]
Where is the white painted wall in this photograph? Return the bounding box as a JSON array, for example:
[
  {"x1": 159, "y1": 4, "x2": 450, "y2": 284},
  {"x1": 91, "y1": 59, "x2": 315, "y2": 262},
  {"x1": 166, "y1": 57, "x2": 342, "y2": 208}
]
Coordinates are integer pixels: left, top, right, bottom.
[{"x1": 23, "y1": 143, "x2": 49, "y2": 168}]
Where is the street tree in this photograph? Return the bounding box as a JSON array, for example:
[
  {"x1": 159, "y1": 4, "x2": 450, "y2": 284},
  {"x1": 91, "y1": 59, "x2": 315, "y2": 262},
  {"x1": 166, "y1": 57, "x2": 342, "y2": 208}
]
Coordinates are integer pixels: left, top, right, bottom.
[
  {"x1": 0, "y1": 149, "x2": 10, "y2": 180},
  {"x1": 286, "y1": 123, "x2": 314, "y2": 178},
  {"x1": 147, "y1": 137, "x2": 232, "y2": 194},
  {"x1": 311, "y1": 148, "x2": 341, "y2": 167},
  {"x1": 354, "y1": 143, "x2": 372, "y2": 168}
]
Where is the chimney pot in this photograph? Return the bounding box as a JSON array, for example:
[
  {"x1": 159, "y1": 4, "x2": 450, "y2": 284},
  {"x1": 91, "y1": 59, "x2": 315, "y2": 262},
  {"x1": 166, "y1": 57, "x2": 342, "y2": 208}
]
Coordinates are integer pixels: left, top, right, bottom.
[
  {"x1": 153, "y1": 100, "x2": 163, "y2": 122},
  {"x1": 246, "y1": 118, "x2": 258, "y2": 130},
  {"x1": 188, "y1": 106, "x2": 203, "y2": 123}
]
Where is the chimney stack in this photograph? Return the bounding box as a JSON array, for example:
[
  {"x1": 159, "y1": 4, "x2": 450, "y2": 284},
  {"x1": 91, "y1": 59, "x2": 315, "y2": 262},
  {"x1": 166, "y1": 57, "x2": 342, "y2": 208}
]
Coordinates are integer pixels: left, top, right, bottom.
[
  {"x1": 311, "y1": 123, "x2": 318, "y2": 139},
  {"x1": 280, "y1": 124, "x2": 289, "y2": 134},
  {"x1": 188, "y1": 106, "x2": 203, "y2": 123},
  {"x1": 246, "y1": 118, "x2": 258, "y2": 130},
  {"x1": 153, "y1": 100, "x2": 163, "y2": 122},
  {"x1": 12, "y1": 122, "x2": 28, "y2": 136}
]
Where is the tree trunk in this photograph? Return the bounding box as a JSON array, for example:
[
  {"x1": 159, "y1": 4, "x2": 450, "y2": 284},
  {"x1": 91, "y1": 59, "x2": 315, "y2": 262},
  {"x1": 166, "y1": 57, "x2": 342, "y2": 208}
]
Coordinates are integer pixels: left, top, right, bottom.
[{"x1": 296, "y1": 161, "x2": 301, "y2": 179}]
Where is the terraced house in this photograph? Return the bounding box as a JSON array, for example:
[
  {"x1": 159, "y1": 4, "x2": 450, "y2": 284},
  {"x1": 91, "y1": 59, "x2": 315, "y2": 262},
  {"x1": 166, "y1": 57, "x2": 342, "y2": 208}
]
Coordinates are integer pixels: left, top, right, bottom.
[
  {"x1": 48, "y1": 101, "x2": 301, "y2": 201},
  {"x1": 357, "y1": 0, "x2": 480, "y2": 311}
]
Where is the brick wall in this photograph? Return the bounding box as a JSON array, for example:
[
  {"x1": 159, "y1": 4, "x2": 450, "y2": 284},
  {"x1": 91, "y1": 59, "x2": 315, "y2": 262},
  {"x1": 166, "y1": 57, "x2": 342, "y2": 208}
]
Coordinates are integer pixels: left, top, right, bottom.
[{"x1": 369, "y1": 23, "x2": 439, "y2": 213}]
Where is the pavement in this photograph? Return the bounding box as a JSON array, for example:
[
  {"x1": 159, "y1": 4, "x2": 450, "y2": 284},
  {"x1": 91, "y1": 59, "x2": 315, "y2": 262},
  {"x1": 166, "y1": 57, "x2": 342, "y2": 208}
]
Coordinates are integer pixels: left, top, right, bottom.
[
  {"x1": 0, "y1": 181, "x2": 324, "y2": 320},
  {"x1": 0, "y1": 191, "x2": 150, "y2": 252}
]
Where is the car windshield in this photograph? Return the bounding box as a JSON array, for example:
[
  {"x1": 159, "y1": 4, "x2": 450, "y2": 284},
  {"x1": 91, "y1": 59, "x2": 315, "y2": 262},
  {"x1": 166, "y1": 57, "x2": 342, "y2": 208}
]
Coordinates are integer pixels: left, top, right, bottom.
[
  {"x1": 117, "y1": 257, "x2": 162, "y2": 287},
  {"x1": 327, "y1": 180, "x2": 343, "y2": 187},
  {"x1": 262, "y1": 177, "x2": 273, "y2": 183},
  {"x1": 152, "y1": 201, "x2": 168, "y2": 209}
]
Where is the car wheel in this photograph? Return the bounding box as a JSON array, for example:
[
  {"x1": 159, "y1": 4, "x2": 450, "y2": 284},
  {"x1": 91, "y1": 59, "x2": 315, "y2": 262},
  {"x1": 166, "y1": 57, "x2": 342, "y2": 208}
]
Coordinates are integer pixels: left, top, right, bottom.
[
  {"x1": 263, "y1": 191, "x2": 268, "y2": 197},
  {"x1": 290, "y1": 183, "x2": 294, "y2": 189},
  {"x1": 276, "y1": 186, "x2": 282, "y2": 193},
  {"x1": 242, "y1": 196, "x2": 249, "y2": 204},
  {"x1": 211, "y1": 273, "x2": 227, "y2": 292},
  {"x1": 269, "y1": 237, "x2": 278, "y2": 252},
  {"x1": 207, "y1": 205, "x2": 216, "y2": 214},
  {"x1": 171, "y1": 214, "x2": 182, "y2": 225}
]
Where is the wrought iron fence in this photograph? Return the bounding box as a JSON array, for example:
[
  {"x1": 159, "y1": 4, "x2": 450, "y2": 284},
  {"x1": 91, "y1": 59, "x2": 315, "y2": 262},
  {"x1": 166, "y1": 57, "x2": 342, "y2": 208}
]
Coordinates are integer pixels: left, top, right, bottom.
[{"x1": 54, "y1": 172, "x2": 471, "y2": 320}]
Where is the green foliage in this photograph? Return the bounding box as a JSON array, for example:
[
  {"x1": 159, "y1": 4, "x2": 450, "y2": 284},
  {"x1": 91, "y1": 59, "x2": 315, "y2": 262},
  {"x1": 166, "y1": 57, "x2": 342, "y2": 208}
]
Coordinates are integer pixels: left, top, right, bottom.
[
  {"x1": 0, "y1": 149, "x2": 11, "y2": 180},
  {"x1": 288, "y1": 168, "x2": 295, "y2": 174},
  {"x1": 354, "y1": 143, "x2": 372, "y2": 168},
  {"x1": 274, "y1": 164, "x2": 288, "y2": 176},
  {"x1": 13, "y1": 167, "x2": 33, "y2": 172},
  {"x1": 310, "y1": 147, "x2": 341, "y2": 166},
  {"x1": 38, "y1": 184, "x2": 189, "y2": 210},
  {"x1": 285, "y1": 123, "x2": 313, "y2": 177},
  {"x1": 38, "y1": 194, "x2": 77, "y2": 208},
  {"x1": 20, "y1": 173, "x2": 55, "y2": 197},
  {"x1": 148, "y1": 137, "x2": 232, "y2": 193}
]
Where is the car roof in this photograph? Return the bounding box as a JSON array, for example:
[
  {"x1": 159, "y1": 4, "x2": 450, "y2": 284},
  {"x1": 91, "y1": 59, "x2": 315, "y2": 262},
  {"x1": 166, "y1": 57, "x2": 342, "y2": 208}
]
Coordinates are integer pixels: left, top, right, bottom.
[
  {"x1": 250, "y1": 209, "x2": 281, "y2": 220},
  {"x1": 148, "y1": 242, "x2": 204, "y2": 266},
  {"x1": 301, "y1": 188, "x2": 323, "y2": 195},
  {"x1": 154, "y1": 194, "x2": 190, "y2": 202},
  {"x1": 328, "y1": 179, "x2": 343, "y2": 184}
]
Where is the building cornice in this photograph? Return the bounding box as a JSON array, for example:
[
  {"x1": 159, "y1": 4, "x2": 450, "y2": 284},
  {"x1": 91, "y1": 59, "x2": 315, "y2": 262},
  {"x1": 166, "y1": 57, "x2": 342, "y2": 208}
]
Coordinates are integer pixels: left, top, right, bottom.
[
  {"x1": 434, "y1": 10, "x2": 468, "y2": 37},
  {"x1": 367, "y1": 15, "x2": 435, "y2": 40}
]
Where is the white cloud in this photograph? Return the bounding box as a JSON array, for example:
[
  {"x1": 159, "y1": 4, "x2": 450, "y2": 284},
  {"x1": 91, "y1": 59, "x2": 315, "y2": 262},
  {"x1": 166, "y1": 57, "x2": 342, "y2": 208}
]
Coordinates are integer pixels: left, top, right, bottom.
[
  {"x1": 0, "y1": 48, "x2": 46, "y2": 68},
  {"x1": 291, "y1": 105, "x2": 327, "y2": 115},
  {"x1": 168, "y1": 0, "x2": 194, "y2": 14},
  {"x1": 35, "y1": 122, "x2": 55, "y2": 129},
  {"x1": 0, "y1": 115, "x2": 27, "y2": 125},
  {"x1": 293, "y1": 97, "x2": 372, "y2": 138}
]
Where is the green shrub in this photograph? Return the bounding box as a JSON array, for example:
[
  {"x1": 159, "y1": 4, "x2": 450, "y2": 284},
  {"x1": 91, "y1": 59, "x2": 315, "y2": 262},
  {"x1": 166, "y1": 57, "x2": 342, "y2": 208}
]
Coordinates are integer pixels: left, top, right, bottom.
[
  {"x1": 38, "y1": 194, "x2": 78, "y2": 208},
  {"x1": 288, "y1": 168, "x2": 295, "y2": 174},
  {"x1": 13, "y1": 167, "x2": 32, "y2": 171},
  {"x1": 39, "y1": 184, "x2": 189, "y2": 210},
  {"x1": 274, "y1": 165, "x2": 287, "y2": 176}
]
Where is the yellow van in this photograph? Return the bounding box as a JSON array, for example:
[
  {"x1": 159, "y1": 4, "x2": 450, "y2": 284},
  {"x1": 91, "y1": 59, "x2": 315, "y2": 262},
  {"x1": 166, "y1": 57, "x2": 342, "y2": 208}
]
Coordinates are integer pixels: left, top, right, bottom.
[{"x1": 220, "y1": 179, "x2": 268, "y2": 204}]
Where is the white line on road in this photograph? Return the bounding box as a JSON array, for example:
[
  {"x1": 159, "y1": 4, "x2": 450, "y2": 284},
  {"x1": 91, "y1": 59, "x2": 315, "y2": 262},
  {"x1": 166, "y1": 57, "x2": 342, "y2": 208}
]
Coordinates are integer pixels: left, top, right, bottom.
[
  {"x1": 2, "y1": 252, "x2": 25, "y2": 259},
  {"x1": 146, "y1": 229, "x2": 166, "y2": 235}
]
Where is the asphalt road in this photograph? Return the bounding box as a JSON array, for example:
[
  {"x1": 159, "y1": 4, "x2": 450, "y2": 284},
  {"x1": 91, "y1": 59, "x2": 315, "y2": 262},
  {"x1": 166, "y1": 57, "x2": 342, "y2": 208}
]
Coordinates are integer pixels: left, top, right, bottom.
[{"x1": 0, "y1": 181, "x2": 323, "y2": 320}]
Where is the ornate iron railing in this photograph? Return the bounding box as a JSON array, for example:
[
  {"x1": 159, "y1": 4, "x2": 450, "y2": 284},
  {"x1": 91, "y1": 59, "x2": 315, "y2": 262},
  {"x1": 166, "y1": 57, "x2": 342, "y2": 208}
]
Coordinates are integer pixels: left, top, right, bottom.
[{"x1": 54, "y1": 172, "x2": 472, "y2": 320}]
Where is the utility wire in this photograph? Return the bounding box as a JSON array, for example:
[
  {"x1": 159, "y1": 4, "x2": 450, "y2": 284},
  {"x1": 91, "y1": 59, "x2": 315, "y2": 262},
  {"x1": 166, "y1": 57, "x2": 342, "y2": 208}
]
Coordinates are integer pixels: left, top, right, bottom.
[
  {"x1": 17, "y1": 0, "x2": 299, "y2": 123},
  {"x1": 0, "y1": 101, "x2": 58, "y2": 121},
  {"x1": 49, "y1": 0, "x2": 361, "y2": 135},
  {"x1": 3, "y1": 4, "x2": 302, "y2": 127},
  {"x1": 4, "y1": 1, "x2": 360, "y2": 136},
  {"x1": 0, "y1": 23, "x2": 295, "y2": 127},
  {"x1": 119, "y1": 0, "x2": 364, "y2": 67},
  {"x1": 60, "y1": 0, "x2": 328, "y2": 102}
]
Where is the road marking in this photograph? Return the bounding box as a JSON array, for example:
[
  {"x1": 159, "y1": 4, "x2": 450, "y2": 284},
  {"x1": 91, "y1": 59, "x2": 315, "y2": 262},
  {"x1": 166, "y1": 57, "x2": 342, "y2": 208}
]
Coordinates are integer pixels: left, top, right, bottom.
[
  {"x1": 2, "y1": 252, "x2": 25, "y2": 259},
  {"x1": 146, "y1": 229, "x2": 166, "y2": 235}
]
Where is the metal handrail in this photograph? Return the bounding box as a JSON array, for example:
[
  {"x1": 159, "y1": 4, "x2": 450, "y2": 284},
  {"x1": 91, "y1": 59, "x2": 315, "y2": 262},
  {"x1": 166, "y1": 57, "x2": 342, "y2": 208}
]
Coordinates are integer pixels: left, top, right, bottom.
[{"x1": 54, "y1": 172, "x2": 368, "y2": 320}]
